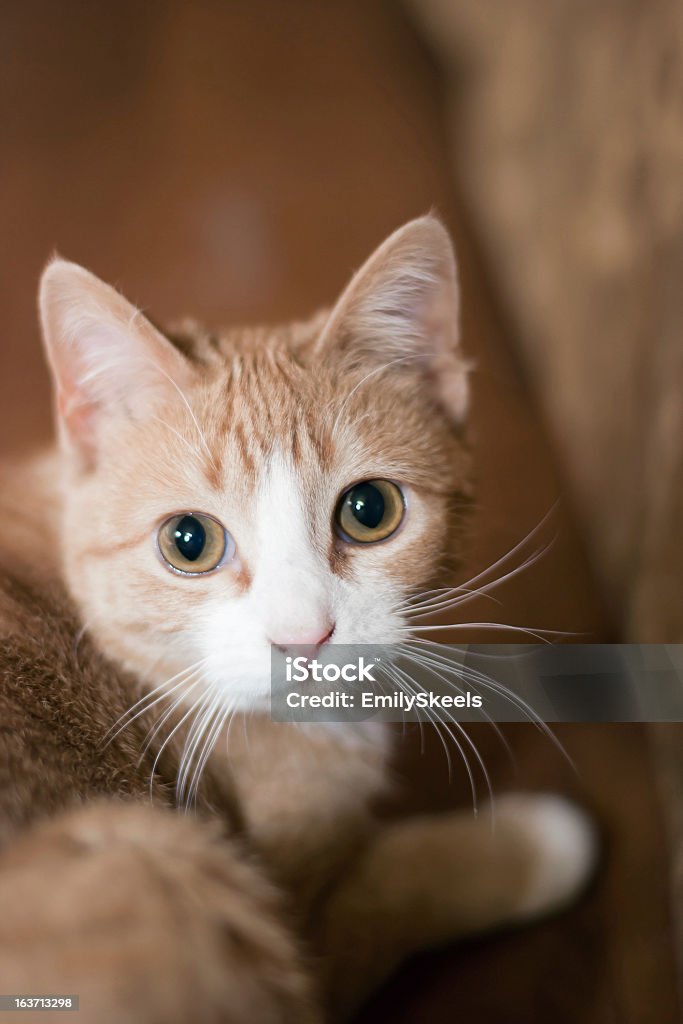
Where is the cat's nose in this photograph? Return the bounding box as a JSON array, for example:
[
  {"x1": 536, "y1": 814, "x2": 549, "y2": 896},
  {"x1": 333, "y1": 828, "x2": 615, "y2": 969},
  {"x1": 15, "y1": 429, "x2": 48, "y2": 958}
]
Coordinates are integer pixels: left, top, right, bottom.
[{"x1": 270, "y1": 623, "x2": 335, "y2": 655}]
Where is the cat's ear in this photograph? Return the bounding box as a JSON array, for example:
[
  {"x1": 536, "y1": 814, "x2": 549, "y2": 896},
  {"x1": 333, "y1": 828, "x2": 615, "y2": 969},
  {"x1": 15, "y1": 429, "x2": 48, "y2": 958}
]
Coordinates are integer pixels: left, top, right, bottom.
[
  {"x1": 317, "y1": 215, "x2": 469, "y2": 422},
  {"x1": 39, "y1": 259, "x2": 195, "y2": 468}
]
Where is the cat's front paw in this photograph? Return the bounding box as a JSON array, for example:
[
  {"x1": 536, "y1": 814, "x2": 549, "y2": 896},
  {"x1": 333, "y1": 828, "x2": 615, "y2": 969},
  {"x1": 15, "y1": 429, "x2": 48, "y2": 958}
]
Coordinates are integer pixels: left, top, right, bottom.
[{"x1": 494, "y1": 793, "x2": 599, "y2": 921}]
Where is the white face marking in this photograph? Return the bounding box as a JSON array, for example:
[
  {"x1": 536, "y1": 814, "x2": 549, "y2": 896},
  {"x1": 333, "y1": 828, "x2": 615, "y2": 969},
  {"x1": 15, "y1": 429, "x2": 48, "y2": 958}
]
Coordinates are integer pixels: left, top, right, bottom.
[
  {"x1": 249, "y1": 454, "x2": 334, "y2": 648},
  {"x1": 198, "y1": 452, "x2": 405, "y2": 710}
]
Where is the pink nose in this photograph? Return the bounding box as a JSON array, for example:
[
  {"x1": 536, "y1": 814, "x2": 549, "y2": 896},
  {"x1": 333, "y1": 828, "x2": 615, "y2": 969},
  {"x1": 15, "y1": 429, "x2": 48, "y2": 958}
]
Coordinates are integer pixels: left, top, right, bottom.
[{"x1": 270, "y1": 623, "x2": 335, "y2": 654}]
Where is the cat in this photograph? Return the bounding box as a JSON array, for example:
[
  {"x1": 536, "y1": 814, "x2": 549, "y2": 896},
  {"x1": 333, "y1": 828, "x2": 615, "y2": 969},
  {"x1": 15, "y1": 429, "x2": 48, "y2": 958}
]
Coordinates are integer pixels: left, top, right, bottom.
[{"x1": 0, "y1": 215, "x2": 597, "y2": 1023}]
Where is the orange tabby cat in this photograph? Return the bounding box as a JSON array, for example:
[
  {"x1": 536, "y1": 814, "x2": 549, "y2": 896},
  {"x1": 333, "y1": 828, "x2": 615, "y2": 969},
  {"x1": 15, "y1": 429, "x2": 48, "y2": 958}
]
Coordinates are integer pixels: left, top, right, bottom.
[{"x1": 0, "y1": 217, "x2": 596, "y2": 1023}]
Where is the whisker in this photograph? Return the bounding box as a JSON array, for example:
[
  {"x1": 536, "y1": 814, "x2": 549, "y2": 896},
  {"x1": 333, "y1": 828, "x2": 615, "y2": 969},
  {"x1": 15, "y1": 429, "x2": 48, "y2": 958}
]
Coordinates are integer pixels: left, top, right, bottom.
[
  {"x1": 145, "y1": 356, "x2": 220, "y2": 475},
  {"x1": 406, "y1": 543, "x2": 554, "y2": 619},
  {"x1": 406, "y1": 622, "x2": 576, "y2": 643},
  {"x1": 176, "y1": 693, "x2": 215, "y2": 806},
  {"x1": 398, "y1": 644, "x2": 516, "y2": 774},
  {"x1": 139, "y1": 673, "x2": 205, "y2": 762},
  {"x1": 404, "y1": 505, "x2": 560, "y2": 624},
  {"x1": 148, "y1": 413, "x2": 205, "y2": 463},
  {"x1": 391, "y1": 657, "x2": 495, "y2": 813},
  {"x1": 452, "y1": 504, "x2": 559, "y2": 594},
  {"x1": 405, "y1": 585, "x2": 502, "y2": 612},
  {"x1": 386, "y1": 663, "x2": 457, "y2": 787},
  {"x1": 104, "y1": 657, "x2": 209, "y2": 746},
  {"x1": 147, "y1": 682, "x2": 209, "y2": 800},
  {"x1": 405, "y1": 638, "x2": 575, "y2": 772},
  {"x1": 239, "y1": 709, "x2": 252, "y2": 754},
  {"x1": 331, "y1": 355, "x2": 424, "y2": 439},
  {"x1": 392, "y1": 663, "x2": 497, "y2": 818},
  {"x1": 187, "y1": 700, "x2": 233, "y2": 808}
]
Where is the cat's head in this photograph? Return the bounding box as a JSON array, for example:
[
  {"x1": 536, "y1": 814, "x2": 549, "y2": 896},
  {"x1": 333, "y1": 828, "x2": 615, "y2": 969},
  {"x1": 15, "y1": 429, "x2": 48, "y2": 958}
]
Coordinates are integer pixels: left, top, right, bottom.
[{"x1": 39, "y1": 216, "x2": 470, "y2": 709}]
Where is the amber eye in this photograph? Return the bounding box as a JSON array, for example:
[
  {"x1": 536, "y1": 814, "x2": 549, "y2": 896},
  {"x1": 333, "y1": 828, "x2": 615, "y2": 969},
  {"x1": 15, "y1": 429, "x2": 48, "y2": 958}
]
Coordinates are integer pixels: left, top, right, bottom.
[
  {"x1": 335, "y1": 480, "x2": 405, "y2": 544},
  {"x1": 157, "y1": 513, "x2": 231, "y2": 575}
]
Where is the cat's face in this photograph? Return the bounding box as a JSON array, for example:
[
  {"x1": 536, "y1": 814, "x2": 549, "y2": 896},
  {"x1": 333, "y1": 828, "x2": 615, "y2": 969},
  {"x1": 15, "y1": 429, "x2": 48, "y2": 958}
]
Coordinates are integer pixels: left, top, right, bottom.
[{"x1": 40, "y1": 217, "x2": 470, "y2": 710}]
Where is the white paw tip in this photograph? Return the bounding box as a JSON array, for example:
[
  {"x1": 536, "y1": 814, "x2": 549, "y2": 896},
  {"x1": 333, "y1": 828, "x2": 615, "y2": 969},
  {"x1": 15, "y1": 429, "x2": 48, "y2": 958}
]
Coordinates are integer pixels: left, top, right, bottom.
[{"x1": 497, "y1": 793, "x2": 599, "y2": 920}]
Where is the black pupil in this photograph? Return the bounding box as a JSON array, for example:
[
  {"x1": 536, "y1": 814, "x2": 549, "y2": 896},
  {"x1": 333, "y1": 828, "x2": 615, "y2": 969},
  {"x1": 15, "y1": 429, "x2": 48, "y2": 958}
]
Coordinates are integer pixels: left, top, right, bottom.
[
  {"x1": 173, "y1": 515, "x2": 206, "y2": 562},
  {"x1": 347, "y1": 483, "x2": 385, "y2": 529}
]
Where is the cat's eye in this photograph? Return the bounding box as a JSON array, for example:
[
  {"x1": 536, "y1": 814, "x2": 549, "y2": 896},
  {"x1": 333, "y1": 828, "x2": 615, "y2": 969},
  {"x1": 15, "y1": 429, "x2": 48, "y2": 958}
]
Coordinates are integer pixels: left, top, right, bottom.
[
  {"x1": 157, "y1": 513, "x2": 232, "y2": 575},
  {"x1": 335, "y1": 480, "x2": 405, "y2": 544}
]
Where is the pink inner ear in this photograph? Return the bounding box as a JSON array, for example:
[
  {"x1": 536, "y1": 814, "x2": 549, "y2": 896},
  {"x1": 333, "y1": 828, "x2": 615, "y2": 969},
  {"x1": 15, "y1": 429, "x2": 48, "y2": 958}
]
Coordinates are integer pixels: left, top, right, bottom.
[{"x1": 56, "y1": 382, "x2": 98, "y2": 466}]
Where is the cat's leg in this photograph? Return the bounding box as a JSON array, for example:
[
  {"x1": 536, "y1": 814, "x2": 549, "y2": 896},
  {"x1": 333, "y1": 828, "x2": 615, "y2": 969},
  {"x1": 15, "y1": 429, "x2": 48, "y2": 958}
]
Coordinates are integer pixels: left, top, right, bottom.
[
  {"x1": 317, "y1": 793, "x2": 598, "y2": 1022},
  {"x1": 0, "y1": 803, "x2": 320, "y2": 1024}
]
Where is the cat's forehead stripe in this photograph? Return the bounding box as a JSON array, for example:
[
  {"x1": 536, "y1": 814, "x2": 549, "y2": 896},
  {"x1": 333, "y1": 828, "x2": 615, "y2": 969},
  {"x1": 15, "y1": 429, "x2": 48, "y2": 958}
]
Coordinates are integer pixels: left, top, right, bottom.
[
  {"x1": 231, "y1": 419, "x2": 256, "y2": 479},
  {"x1": 204, "y1": 352, "x2": 335, "y2": 489}
]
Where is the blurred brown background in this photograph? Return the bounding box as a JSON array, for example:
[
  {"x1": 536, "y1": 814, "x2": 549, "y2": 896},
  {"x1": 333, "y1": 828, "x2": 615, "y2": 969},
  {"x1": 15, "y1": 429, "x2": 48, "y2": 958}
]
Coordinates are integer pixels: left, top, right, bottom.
[
  {"x1": 0, "y1": 2, "x2": 680, "y2": 1021},
  {"x1": 409, "y1": 0, "x2": 683, "y2": 645}
]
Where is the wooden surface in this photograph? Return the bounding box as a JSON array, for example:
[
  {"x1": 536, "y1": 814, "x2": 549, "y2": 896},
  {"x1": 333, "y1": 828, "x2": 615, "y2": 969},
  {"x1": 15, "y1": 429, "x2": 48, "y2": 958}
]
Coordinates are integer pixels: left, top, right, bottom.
[{"x1": 0, "y1": 2, "x2": 677, "y2": 1020}]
